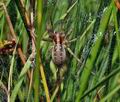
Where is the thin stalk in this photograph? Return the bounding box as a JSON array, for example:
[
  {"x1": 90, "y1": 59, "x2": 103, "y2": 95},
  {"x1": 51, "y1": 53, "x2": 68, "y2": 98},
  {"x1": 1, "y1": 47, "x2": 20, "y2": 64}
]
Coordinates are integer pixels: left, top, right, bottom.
[
  {"x1": 8, "y1": 46, "x2": 17, "y2": 102},
  {"x1": 14, "y1": 0, "x2": 36, "y2": 57},
  {"x1": 39, "y1": 63, "x2": 50, "y2": 102},
  {"x1": 104, "y1": 29, "x2": 116, "y2": 95},
  {"x1": 60, "y1": 0, "x2": 78, "y2": 20},
  {"x1": 51, "y1": 85, "x2": 59, "y2": 102},
  {"x1": 27, "y1": 69, "x2": 33, "y2": 102},
  {"x1": 35, "y1": 0, "x2": 50, "y2": 102},
  {"x1": 113, "y1": 4, "x2": 120, "y2": 59}
]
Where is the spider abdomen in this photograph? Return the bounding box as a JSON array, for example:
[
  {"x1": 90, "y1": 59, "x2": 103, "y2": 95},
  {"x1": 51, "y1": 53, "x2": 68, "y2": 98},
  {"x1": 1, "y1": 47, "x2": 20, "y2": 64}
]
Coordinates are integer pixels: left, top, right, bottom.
[{"x1": 52, "y1": 44, "x2": 66, "y2": 66}]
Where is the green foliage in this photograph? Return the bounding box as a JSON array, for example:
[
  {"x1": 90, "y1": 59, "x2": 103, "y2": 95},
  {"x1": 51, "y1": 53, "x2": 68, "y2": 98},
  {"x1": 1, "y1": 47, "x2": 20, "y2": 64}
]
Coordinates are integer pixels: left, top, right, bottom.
[{"x1": 0, "y1": 0, "x2": 120, "y2": 102}]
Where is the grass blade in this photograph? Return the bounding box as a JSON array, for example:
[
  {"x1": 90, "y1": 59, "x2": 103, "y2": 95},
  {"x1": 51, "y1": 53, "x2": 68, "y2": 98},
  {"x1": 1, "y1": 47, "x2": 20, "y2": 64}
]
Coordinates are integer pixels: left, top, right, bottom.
[{"x1": 10, "y1": 57, "x2": 31, "y2": 102}]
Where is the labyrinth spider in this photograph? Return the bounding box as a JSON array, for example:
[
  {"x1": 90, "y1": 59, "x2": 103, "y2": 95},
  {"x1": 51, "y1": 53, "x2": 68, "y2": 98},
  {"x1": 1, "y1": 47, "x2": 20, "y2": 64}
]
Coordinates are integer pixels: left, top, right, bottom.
[{"x1": 43, "y1": 29, "x2": 82, "y2": 68}]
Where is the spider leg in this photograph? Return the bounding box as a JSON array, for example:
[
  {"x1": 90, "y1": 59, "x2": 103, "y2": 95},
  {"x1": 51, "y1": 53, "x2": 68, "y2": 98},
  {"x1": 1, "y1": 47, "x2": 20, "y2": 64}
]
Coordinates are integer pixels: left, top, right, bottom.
[
  {"x1": 65, "y1": 46, "x2": 82, "y2": 64},
  {"x1": 42, "y1": 38, "x2": 53, "y2": 42}
]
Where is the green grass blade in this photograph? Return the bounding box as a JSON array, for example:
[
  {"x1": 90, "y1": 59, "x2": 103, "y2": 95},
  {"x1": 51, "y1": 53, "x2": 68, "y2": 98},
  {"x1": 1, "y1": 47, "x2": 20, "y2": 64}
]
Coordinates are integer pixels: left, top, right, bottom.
[
  {"x1": 8, "y1": 43, "x2": 17, "y2": 102},
  {"x1": 76, "y1": 1, "x2": 114, "y2": 101},
  {"x1": 113, "y1": 4, "x2": 120, "y2": 59},
  {"x1": 100, "y1": 85, "x2": 120, "y2": 102},
  {"x1": 10, "y1": 57, "x2": 31, "y2": 102},
  {"x1": 81, "y1": 65, "x2": 120, "y2": 99}
]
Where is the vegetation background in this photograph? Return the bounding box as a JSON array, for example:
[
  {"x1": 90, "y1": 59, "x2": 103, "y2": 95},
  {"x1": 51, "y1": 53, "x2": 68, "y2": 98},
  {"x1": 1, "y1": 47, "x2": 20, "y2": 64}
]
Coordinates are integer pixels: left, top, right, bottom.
[{"x1": 0, "y1": 0, "x2": 120, "y2": 102}]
